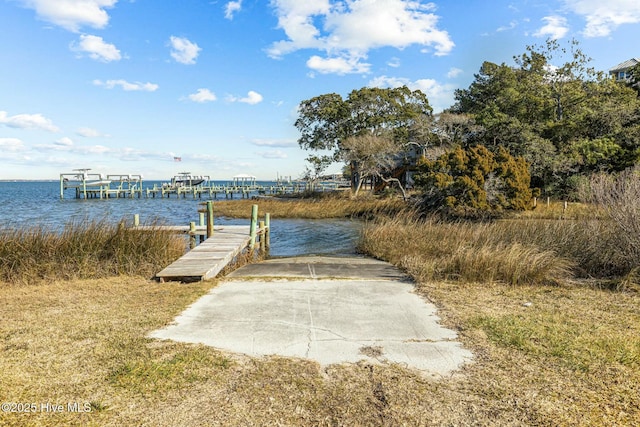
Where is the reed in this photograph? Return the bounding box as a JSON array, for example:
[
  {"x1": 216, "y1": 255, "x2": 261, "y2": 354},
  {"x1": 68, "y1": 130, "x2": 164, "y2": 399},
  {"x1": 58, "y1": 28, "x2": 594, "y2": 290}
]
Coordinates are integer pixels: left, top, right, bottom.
[
  {"x1": 212, "y1": 192, "x2": 406, "y2": 219},
  {"x1": 358, "y1": 212, "x2": 636, "y2": 286},
  {"x1": 0, "y1": 219, "x2": 185, "y2": 284}
]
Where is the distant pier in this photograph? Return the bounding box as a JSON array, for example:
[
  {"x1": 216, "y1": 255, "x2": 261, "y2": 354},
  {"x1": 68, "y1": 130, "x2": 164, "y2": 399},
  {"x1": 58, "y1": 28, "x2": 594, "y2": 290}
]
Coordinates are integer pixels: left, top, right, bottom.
[
  {"x1": 60, "y1": 169, "x2": 144, "y2": 199},
  {"x1": 60, "y1": 170, "x2": 348, "y2": 200}
]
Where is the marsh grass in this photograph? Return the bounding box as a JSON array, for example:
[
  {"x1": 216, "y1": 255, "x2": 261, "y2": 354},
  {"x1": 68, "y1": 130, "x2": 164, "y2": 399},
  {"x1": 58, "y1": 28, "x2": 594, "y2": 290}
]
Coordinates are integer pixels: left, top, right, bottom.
[
  {"x1": 0, "y1": 219, "x2": 185, "y2": 284},
  {"x1": 212, "y1": 191, "x2": 406, "y2": 219},
  {"x1": 516, "y1": 199, "x2": 600, "y2": 220},
  {"x1": 359, "y1": 212, "x2": 637, "y2": 286}
]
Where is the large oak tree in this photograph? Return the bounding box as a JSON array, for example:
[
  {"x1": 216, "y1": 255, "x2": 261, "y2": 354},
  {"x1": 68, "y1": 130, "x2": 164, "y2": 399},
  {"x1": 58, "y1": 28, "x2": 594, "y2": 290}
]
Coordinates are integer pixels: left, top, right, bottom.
[{"x1": 295, "y1": 86, "x2": 432, "y2": 191}]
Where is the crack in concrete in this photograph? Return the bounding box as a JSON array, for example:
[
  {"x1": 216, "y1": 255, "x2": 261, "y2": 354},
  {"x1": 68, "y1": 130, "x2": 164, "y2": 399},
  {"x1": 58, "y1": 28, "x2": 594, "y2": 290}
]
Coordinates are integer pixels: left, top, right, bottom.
[{"x1": 306, "y1": 296, "x2": 315, "y2": 358}]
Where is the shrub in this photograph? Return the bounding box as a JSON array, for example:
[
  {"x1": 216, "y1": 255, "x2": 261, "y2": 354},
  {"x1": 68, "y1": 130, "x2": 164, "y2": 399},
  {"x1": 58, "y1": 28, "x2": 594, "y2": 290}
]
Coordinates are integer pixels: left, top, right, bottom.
[
  {"x1": 414, "y1": 145, "x2": 532, "y2": 216},
  {"x1": 587, "y1": 167, "x2": 640, "y2": 275}
]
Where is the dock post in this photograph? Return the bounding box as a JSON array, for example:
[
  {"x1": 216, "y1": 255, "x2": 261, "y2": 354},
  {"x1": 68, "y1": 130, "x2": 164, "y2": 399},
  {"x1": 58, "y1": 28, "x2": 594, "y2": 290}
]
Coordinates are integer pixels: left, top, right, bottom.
[
  {"x1": 264, "y1": 213, "x2": 270, "y2": 249},
  {"x1": 259, "y1": 220, "x2": 266, "y2": 252},
  {"x1": 134, "y1": 214, "x2": 140, "y2": 227},
  {"x1": 206, "y1": 201, "x2": 214, "y2": 239},
  {"x1": 249, "y1": 204, "x2": 258, "y2": 249},
  {"x1": 199, "y1": 212, "x2": 205, "y2": 243},
  {"x1": 189, "y1": 221, "x2": 197, "y2": 249}
]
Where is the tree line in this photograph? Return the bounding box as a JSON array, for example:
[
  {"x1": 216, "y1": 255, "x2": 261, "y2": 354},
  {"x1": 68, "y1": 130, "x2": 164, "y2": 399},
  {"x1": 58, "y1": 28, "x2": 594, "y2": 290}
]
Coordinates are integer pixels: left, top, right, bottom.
[{"x1": 296, "y1": 39, "x2": 640, "y2": 214}]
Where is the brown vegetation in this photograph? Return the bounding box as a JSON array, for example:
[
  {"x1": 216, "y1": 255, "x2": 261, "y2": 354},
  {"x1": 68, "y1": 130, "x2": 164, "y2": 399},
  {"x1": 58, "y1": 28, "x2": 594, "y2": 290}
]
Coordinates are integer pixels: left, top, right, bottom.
[
  {"x1": 359, "y1": 210, "x2": 638, "y2": 286},
  {"x1": 212, "y1": 191, "x2": 406, "y2": 219},
  {"x1": 0, "y1": 220, "x2": 184, "y2": 284},
  {"x1": 1, "y1": 191, "x2": 639, "y2": 425},
  {"x1": 1, "y1": 270, "x2": 638, "y2": 425}
]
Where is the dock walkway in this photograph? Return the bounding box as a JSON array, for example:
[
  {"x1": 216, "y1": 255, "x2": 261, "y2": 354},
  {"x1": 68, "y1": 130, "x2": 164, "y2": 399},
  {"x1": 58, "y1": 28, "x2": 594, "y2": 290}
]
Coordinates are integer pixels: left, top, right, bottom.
[{"x1": 154, "y1": 225, "x2": 251, "y2": 282}]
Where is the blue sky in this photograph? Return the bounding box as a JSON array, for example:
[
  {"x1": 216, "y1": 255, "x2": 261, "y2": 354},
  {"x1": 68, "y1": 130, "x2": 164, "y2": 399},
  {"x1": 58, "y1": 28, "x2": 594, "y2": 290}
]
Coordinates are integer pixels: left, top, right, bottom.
[{"x1": 1, "y1": 0, "x2": 638, "y2": 180}]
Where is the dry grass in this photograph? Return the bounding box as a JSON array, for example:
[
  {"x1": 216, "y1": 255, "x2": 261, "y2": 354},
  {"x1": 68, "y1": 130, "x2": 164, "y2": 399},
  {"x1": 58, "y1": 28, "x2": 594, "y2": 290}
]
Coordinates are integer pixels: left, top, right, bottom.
[
  {"x1": 1, "y1": 276, "x2": 638, "y2": 425},
  {"x1": 417, "y1": 280, "x2": 640, "y2": 426},
  {"x1": 359, "y1": 215, "x2": 572, "y2": 286},
  {"x1": 2, "y1": 196, "x2": 639, "y2": 425},
  {"x1": 0, "y1": 220, "x2": 185, "y2": 284},
  {"x1": 212, "y1": 191, "x2": 406, "y2": 219},
  {"x1": 359, "y1": 213, "x2": 638, "y2": 285},
  {"x1": 515, "y1": 200, "x2": 600, "y2": 220},
  {"x1": 353, "y1": 210, "x2": 640, "y2": 425}
]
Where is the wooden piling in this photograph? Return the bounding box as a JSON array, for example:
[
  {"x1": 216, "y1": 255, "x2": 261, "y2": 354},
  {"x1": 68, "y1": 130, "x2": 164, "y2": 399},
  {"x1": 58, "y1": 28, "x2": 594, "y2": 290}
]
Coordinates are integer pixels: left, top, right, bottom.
[
  {"x1": 259, "y1": 220, "x2": 266, "y2": 251},
  {"x1": 249, "y1": 204, "x2": 258, "y2": 249},
  {"x1": 189, "y1": 222, "x2": 196, "y2": 249},
  {"x1": 199, "y1": 212, "x2": 205, "y2": 243},
  {"x1": 206, "y1": 201, "x2": 214, "y2": 238},
  {"x1": 264, "y1": 213, "x2": 270, "y2": 249}
]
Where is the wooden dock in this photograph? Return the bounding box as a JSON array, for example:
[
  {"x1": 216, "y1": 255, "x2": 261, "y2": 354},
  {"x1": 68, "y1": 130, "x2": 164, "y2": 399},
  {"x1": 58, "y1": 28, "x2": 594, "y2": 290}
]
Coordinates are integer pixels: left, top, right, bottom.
[
  {"x1": 135, "y1": 203, "x2": 271, "y2": 283},
  {"x1": 154, "y1": 225, "x2": 252, "y2": 282}
]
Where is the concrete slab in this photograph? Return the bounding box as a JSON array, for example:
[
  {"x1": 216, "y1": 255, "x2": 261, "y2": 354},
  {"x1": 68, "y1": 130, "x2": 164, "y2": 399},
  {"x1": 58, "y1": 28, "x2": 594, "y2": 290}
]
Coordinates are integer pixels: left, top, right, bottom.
[
  {"x1": 227, "y1": 255, "x2": 409, "y2": 281},
  {"x1": 150, "y1": 256, "x2": 472, "y2": 376}
]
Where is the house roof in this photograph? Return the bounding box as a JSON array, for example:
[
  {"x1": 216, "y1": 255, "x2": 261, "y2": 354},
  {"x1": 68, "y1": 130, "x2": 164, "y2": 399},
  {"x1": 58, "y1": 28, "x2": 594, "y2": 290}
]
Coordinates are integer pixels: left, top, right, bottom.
[{"x1": 609, "y1": 58, "x2": 640, "y2": 72}]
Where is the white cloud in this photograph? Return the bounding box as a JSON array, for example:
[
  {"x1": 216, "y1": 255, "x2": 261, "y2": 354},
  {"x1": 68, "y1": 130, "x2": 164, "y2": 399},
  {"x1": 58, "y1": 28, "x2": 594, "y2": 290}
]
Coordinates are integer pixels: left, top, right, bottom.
[
  {"x1": 496, "y1": 20, "x2": 518, "y2": 32},
  {"x1": 368, "y1": 75, "x2": 455, "y2": 113},
  {"x1": 169, "y1": 36, "x2": 201, "y2": 64},
  {"x1": 446, "y1": 67, "x2": 463, "y2": 78},
  {"x1": 190, "y1": 153, "x2": 223, "y2": 162},
  {"x1": 534, "y1": 16, "x2": 569, "y2": 39},
  {"x1": 36, "y1": 137, "x2": 75, "y2": 151},
  {"x1": 188, "y1": 88, "x2": 217, "y2": 103},
  {"x1": 117, "y1": 147, "x2": 147, "y2": 161},
  {"x1": 225, "y1": 0, "x2": 242, "y2": 20},
  {"x1": 387, "y1": 57, "x2": 401, "y2": 68},
  {"x1": 76, "y1": 127, "x2": 103, "y2": 137},
  {"x1": 228, "y1": 90, "x2": 264, "y2": 105},
  {"x1": 0, "y1": 138, "x2": 26, "y2": 152},
  {"x1": 251, "y1": 138, "x2": 297, "y2": 147},
  {"x1": 17, "y1": 0, "x2": 117, "y2": 32},
  {"x1": 93, "y1": 79, "x2": 159, "y2": 91},
  {"x1": 80, "y1": 144, "x2": 111, "y2": 154},
  {"x1": 411, "y1": 78, "x2": 456, "y2": 111},
  {"x1": 307, "y1": 55, "x2": 370, "y2": 74},
  {"x1": 258, "y1": 150, "x2": 288, "y2": 159},
  {"x1": 368, "y1": 75, "x2": 409, "y2": 88},
  {"x1": 564, "y1": 0, "x2": 640, "y2": 37},
  {"x1": 71, "y1": 34, "x2": 121, "y2": 62},
  {"x1": 0, "y1": 110, "x2": 60, "y2": 132},
  {"x1": 55, "y1": 137, "x2": 74, "y2": 146},
  {"x1": 268, "y1": 0, "x2": 454, "y2": 75}
]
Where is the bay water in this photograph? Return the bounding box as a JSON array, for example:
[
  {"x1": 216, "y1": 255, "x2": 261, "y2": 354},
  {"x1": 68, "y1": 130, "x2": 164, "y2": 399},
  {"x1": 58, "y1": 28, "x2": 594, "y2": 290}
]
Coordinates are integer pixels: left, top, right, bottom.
[{"x1": 0, "y1": 181, "x2": 362, "y2": 257}]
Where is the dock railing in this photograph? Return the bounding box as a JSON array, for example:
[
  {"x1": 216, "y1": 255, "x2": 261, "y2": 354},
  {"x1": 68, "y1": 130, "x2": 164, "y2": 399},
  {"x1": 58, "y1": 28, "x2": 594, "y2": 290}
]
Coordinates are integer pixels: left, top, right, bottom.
[{"x1": 130, "y1": 203, "x2": 270, "y2": 252}]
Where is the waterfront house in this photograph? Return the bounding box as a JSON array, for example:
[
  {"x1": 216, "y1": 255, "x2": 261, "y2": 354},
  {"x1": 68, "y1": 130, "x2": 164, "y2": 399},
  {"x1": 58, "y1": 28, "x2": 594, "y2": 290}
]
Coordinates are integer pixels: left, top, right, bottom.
[{"x1": 609, "y1": 58, "x2": 639, "y2": 82}]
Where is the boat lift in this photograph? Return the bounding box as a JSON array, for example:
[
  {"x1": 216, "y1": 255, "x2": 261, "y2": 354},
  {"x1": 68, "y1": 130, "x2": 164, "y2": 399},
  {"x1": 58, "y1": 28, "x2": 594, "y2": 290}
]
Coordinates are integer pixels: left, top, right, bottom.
[{"x1": 60, "y1": 169, "x2": 143, "y2": 199}]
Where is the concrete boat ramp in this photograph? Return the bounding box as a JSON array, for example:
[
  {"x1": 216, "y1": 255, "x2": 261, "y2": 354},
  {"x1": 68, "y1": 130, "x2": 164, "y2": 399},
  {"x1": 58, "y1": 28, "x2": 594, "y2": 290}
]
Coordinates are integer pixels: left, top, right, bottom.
[{"x1": 150, "y1": 255, "x2": 473, "y2": 376}]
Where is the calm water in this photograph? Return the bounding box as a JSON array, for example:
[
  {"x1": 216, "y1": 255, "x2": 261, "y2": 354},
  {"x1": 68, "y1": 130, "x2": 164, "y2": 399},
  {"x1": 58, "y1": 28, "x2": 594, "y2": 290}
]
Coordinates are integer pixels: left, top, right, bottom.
[{"x1": 0, "y1": 181, "x2": 361, "y2": 257}]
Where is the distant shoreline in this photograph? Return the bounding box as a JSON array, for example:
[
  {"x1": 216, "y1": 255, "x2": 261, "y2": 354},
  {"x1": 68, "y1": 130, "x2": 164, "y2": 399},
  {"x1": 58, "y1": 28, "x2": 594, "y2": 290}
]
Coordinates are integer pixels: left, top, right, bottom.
[{"x1": 0, "y1": 179, "x2": 58, "y2": 182}]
